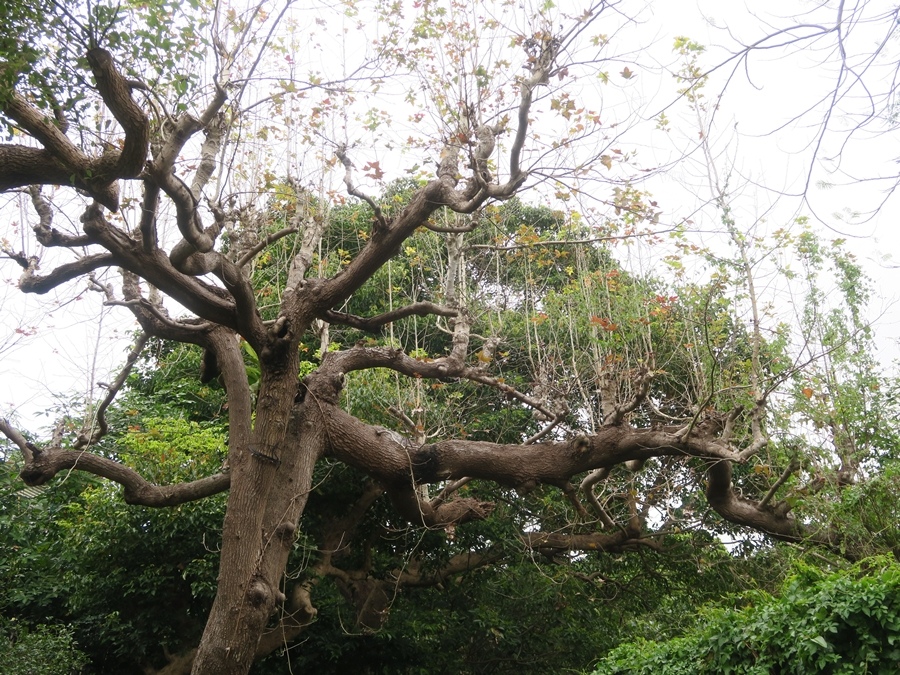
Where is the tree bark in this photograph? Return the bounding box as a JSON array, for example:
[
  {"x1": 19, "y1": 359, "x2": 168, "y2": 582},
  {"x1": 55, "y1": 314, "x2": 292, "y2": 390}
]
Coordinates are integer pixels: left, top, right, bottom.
[{"x1": 191, "y1": 343, "x2": 325, "y2": 674}]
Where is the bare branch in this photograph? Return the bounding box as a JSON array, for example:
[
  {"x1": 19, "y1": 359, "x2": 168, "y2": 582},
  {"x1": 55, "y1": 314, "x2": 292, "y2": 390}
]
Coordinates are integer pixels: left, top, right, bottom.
[
  {"x1": 236, "y1": 226, "x2": 299, "y2": 267},
  {"x1": 0, "y1": 418, "x2": 36, "y2": 463},
  {"x1": 190, "y1": 114, "x2": 227, "y2": 199},
  {"x1": 523, "y1": 414, "x2": 565, "y2": 445},
  {"x1": 19, "y1": 253, "x2": 117, "y2": 294},
  {"x1": 114, "y1": 273, "x2": 213, "y2": 341},
  {"x1": 18, "y1": 445, "x2": 231, "y2": 506},
  {"x1": 430, "y1": 477, "x2": 473, "y2": 508},
  {"x1": 336, "y1": 145, "x2": 387, "y2": 231},
  {"x1": 2, "y1": 409, "x2": 232, "y2": 507},
  {"x1": 579, "y1": 468, "x2": 616, "y2": 529},
  {"x1": 28, "y1": 186, "x2": 91, "y2": 248},
  {"x1": 759, "y1": 458, "x2": 800, "y2": 509},
  {"x1": 509, "y1": 36, "x2": 558, "y2": 182},
  {"x1": 77, "y1": 204, "x2": 240, "y2": 329},
  {"x1": 603, "y1": 367, "x2": 653, "y2": 426},
  {"x1": 74, "y1": 332, "x2": 149, "y2": 449},
  {"x1": 86, "y1": 47, "x2": 150, "y2": 179}
]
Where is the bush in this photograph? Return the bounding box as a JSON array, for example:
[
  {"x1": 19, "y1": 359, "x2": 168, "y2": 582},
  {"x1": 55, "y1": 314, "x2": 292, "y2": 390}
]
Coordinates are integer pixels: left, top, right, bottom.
[
  {"x1": 591, "y1": 557, "x2": 900, "y2": 675},
  {"x1": 0, "y1": 619, "x2": 88, "y2": 675}
]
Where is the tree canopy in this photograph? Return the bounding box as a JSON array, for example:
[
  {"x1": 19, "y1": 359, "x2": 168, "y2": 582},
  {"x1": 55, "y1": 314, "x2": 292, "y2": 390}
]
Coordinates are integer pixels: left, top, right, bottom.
[{"x1": 1, "y1": 1, "x2": 900, "y2": 673}]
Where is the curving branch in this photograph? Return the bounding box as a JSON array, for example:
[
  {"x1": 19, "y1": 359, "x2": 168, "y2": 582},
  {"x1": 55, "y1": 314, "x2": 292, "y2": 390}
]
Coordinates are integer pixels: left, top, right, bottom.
[
  {"x1": 321, "y1": 338, "x2": 561, "y2": 420},
  {"x1": 336, "y1": 145, "x2": 387, "y2": 231},
  {"x1": 150, "y1": 88, "x2": 229, "y2": 273},
  {"x1": 508, "y1": 36, "x2": 558, "y2": 183},
  {"x1": 314, "y1": 381, "x2": 732, "y2": 489},
  {"x1": 705, "y1": 460, "x2": 835, "y2": 550},
  {"x1": 27, "y1": 186, "x2": 92, "y2": 248},
  {"x1": 603, "y1": 367, "x2": 653, "y2": 426},
  {"x1": 86, "y1": 48, "x2": 150, "y2": 180},
  {"x1": 190, "y1": 114, "x2": 227, "y2": 199},
  {"x1": 115, "y1": 271, "x2": 213, "y2": 342},
  {"x1": 386, "y1": 483, "x2": 494, "y2": 528},
  {"x1": 0, "y1": 48, "x2": 149, "y2": 211},
  {"x1": 309, "y1": 27, "x2": 569, "y2": 315},
  {"x1": 296, "y1": 363, "x2": 835, "y2": 554},
  {"x1": 0, "y1": 418, "x2": 230, "y2": 507},
  {"x1": 236, "y1": 226, "x2": 299, "y2": 267},
  {"x1": 76, "y1": 204, "x2": 240, "y2": 329},
  {"x1": 579, "y1": 467, "x2": 616, "y2": 529},
  {"x1": 0, "y1": 418, "x2": 36, "y2": 463},
  {"x1": 18, "y1": 252, "x2": 118, "y2": 294},
  {"x1": 74, "y1": 332, "x2": 149, "y2": 449}
]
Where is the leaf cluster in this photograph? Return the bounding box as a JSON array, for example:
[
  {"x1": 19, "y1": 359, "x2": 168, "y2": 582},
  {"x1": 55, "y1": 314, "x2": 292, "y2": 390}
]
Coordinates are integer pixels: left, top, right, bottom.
[{"x1": 591, "y1": 557, "x2": 900, "y2": 675}]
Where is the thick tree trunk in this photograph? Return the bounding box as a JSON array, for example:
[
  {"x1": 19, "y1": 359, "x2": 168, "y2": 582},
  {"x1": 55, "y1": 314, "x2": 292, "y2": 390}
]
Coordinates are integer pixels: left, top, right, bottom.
[{"x1": 191, "y1": 373, "x2": 324, "y2": 675}]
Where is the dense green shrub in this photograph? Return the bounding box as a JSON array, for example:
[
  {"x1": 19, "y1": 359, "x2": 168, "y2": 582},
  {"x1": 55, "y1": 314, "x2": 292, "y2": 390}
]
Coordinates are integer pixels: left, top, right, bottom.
[
  {"x1": 0, "y1": 619, "x2": 88, "y2": 675},
  {"x1": 591, "y1": 558, "x2": 900, "y2": 674}
]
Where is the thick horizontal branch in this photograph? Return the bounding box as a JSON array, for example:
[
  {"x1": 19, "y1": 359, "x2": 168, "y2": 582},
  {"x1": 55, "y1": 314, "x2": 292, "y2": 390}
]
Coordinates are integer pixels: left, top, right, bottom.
[
  {"x1": 314, "y1": 389, "x2": 736, "y2": 492},
  {"x1": 391, "y1": 549, "x2": 503, "y2": 587},
  {"x1": 0, "y1": 146, "x2": 119, "y2": 210},
  {"x1": 321, "y1": 342, "x2": 557, "y2": 419},
  {"x1": 322, "y1": 302, "x2": 458, "y2": 333},
  {"x1": 321, "y1": 344, "x2": 462, "y2": 379},
  {"x1": 0, "y1": 48, "x2": 149, "y2": 210},
  {"x1": 522, "y1": 525, "x2": 651, "y2": 554}
]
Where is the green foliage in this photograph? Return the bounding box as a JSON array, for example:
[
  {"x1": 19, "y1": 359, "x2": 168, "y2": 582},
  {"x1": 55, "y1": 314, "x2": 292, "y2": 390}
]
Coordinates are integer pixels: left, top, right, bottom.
[
  {"x1": 123, "y1": 339, "x2": 229, "y2": 425},
  {"x1": 0, "y1": 618, "x2": 88, "y2": 675},
  {"x1": 0, "y1": 421, "x2": 225, "y2": 671},
  {"x1": 591, "y1": 557, "x2": 900, "y2": 675},
  {"x1": 0, "y1": 0, "x2": 210, "y2": 135}
]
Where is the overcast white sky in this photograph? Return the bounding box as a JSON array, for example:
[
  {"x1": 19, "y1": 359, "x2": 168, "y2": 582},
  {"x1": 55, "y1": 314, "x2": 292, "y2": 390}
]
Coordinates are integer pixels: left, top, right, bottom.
[{"x1": 2, "y1": 0, "x2": 899, "y2": 431}]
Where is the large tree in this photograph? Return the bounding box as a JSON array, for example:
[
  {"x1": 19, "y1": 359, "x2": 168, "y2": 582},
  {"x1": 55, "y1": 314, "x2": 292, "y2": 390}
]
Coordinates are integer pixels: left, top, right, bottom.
[{"x1": 1, "y1": 1, "x2": 898, "y2": 673}]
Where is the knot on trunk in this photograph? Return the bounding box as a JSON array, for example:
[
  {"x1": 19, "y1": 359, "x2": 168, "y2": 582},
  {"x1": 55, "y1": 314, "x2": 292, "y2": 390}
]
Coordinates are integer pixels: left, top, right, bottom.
[
  {"x1": 299, "y1": 371, "x2": 345, "y2": 405},
  {"x1": 246, "y1": 576, "x2": 272, "y2": 609}
]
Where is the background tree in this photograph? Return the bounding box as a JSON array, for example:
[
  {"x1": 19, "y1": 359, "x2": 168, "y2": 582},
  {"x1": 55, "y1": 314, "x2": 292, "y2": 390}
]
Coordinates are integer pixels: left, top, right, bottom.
[{"x1": 1, "y1": 1, "x2": 899, "y2": 674}]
